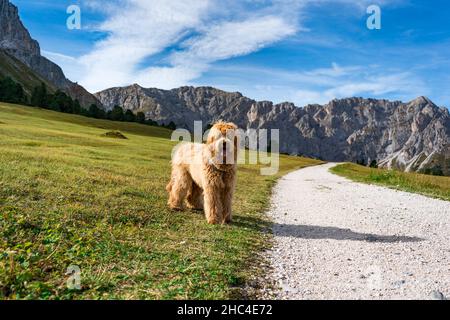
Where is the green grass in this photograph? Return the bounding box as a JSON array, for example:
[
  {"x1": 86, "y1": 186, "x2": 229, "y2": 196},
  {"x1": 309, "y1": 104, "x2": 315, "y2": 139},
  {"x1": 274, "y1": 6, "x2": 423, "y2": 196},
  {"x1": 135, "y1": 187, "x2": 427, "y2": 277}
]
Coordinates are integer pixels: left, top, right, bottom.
[
  {"x1": 330, "y1": 163, "x2": 450, "y2": 201},
  {"x1": 0, "y1": 103, "x2": 322, "y2": 300}
]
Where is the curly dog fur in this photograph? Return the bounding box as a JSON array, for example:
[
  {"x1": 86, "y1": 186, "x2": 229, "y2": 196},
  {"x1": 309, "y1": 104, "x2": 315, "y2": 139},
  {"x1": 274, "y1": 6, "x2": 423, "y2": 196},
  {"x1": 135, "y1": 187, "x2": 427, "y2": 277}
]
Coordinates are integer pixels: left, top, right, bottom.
[{"x1": 166, "y1": 122, "x2": 239, "y2": 224}]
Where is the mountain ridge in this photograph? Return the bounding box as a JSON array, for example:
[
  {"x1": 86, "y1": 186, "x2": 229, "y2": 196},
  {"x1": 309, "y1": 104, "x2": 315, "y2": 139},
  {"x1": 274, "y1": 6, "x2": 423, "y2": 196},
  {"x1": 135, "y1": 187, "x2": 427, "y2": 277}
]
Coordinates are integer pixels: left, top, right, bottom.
[{"x1": 96, "y1": 84, "x2": 450, "y2": 175}]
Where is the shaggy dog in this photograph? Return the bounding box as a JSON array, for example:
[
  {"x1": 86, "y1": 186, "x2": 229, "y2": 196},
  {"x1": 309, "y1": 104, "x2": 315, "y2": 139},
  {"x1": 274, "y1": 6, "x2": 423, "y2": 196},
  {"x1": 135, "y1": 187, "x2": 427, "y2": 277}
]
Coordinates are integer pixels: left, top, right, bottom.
[{"x1": 166, "y1": 122, "x2": 239, "y2": 224}]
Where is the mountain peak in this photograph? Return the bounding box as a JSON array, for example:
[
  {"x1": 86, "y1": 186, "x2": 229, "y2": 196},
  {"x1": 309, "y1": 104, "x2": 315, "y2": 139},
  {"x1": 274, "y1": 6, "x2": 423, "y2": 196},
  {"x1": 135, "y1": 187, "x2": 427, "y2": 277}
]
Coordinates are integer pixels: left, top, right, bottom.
[
  {"x1": 410, "y1": 96, "x2": 434, "y2": 105},
  {"x1": 0, "y1": 0, "x2": 40, "y2": 56},
  {"x1": 0, "y1": 0, "x2": 100, "y2": 107}
]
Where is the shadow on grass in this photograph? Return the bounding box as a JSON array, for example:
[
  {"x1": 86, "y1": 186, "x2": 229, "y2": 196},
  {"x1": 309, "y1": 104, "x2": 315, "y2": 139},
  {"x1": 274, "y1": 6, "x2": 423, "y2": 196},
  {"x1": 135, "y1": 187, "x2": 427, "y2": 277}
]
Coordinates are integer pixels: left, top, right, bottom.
[{"x1": 233, "y1": 215, "x2": 271, "y2": 231}]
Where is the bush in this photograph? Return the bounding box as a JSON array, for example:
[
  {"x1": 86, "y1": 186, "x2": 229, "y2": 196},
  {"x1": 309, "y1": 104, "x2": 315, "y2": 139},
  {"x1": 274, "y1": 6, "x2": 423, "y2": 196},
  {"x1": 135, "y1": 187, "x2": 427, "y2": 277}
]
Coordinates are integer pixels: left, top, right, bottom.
[
  {"x1": 136, "y1": 112, "x2": 146, "y2": 124},
  {"x1": 167, "y1": 121, "x2": 177, "y2": 130},
  {"x1": 421, "y1": 166, "x2": 444, "y2": 176},
  {"x1": 109, "y1": 106, "x2": 124, "y2": 121},
  {"x1": 124, "y1": 110, "x2": 136, "y2": 122},
  {"x1": 0, "y1": 77, "x2": 27, "y2": 104},
  {"x1": 88, "y1": 104, "x2": 105, "y2": 119},
  {"x1": 102, "y1": 131, "x2": 128, "y2": 139},
  {"x1": 31, "y1": 82, "x2": 48, "y2": 107},
  {"x1": 369, "y1": 160, "x2": 378, "y2": 168},
  {"x1": 145, "y1": 119, "x2": 158, "y2": 126},
  {"x1": 356, "y1": 158, "x2": 367, "y2": 166}
]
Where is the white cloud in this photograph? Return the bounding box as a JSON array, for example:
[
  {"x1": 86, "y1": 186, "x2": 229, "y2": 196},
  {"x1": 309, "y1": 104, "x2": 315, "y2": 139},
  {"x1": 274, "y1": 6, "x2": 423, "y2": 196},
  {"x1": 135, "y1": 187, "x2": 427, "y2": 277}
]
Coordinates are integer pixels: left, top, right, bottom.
[
  {"x1": 206, "y1": 63, "x2": 427, "y2": 106},
  {"x1": 291, "y1": 70, "x2": 427, "y2": 106},
  {"x1": 174, "y1": 17, "x2": 296, "y2": 63},
  {"x1": 73, "y1": 0, "x2": 303, "y2": 92},
  {"x1": 133, "y1": 15, "x2": 297, "y2": 89},
  {"x1": 78, "y1": 0, "x2": 211, "y2": 91},
  {"x1": 49, "y1": 0, "x2": 414, "y2": 104}
]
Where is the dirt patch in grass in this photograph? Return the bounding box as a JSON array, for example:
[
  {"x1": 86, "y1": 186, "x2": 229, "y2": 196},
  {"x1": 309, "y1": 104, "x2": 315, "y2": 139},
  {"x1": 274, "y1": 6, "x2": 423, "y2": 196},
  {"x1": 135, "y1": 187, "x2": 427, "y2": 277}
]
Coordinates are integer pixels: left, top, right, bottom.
[{"x1": 102, "y1": 131, "x2": 128, "y2": 139}]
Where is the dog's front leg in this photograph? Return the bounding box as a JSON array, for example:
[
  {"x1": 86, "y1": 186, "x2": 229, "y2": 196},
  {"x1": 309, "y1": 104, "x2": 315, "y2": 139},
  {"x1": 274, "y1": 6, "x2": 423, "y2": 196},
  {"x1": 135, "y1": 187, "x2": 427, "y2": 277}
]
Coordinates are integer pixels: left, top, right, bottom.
[
  {"x1": 222, "y1": 185, "x2": 234, "y2": 224},
  {"x1": 203, "y1": 184, "x2": 223, "y2": 224},
  {"x1": 221, "y1": 170, "x2": 237, "y2": 224}
]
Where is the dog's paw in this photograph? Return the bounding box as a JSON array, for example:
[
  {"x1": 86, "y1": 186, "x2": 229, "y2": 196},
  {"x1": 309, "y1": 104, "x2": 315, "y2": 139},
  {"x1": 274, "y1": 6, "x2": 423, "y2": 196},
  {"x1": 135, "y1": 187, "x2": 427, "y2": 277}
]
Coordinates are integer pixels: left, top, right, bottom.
[
  {"x1": 169, "y1": 206, "x2": 184, "y2": 211},
  {"x1": 186, "y1": 205, "x2": 204, "y2": 212},
  {"x1": 206, "y1": 218, "x2": 220, "y2": 225}
]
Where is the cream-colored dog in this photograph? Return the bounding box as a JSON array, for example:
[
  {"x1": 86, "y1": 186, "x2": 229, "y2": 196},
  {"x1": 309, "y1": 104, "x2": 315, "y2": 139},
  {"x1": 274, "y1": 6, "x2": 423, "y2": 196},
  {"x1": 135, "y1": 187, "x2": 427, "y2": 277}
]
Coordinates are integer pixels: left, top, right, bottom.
[{"x1": 166, "y1": 122, "x2": 239, "y2": 224}]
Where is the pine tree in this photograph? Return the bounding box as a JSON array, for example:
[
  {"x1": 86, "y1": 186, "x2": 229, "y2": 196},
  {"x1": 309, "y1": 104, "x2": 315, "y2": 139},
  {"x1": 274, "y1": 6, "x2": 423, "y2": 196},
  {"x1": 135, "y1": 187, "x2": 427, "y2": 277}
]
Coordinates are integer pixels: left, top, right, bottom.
[
  {"x1": 31, "y1": 82, "x2": 48, "y2": 107},
  {"x1": 73, "y1": 99, "x2": 81, "y2": 114},
  {"x1": 88, "y1": 104, "x2": 101, "y2": 118},
  {"x1": 167, "y1": 121, "x2": 177, "y2": 130},
  {"x1": 110, "y1": 106, "x2": 124, "y2": 121},
  {"x1": 136, "y1": 112, "x2": 146, "y2": 124},
  {"x1": 0, "y1": 77, "x2": 26, "y2": 104},
  {"x1": 124, "y1": 109, "x2": 136, "y2": 122}
]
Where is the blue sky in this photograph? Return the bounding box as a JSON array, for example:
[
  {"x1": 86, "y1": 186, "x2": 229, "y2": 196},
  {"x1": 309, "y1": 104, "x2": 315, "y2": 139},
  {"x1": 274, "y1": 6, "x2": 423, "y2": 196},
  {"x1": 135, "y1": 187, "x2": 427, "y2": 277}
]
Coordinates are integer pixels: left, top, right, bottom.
[{"x1": 11, "y1": 0, "x2": 450, "y2": 107}]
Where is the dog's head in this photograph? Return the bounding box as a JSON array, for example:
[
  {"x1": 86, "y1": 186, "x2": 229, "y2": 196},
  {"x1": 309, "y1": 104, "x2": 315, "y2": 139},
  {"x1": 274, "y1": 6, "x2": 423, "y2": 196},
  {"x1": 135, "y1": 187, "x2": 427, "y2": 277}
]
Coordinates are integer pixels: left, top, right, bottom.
[{"x1": 206, "y1": 121, "x2": 239, "y2": 167}]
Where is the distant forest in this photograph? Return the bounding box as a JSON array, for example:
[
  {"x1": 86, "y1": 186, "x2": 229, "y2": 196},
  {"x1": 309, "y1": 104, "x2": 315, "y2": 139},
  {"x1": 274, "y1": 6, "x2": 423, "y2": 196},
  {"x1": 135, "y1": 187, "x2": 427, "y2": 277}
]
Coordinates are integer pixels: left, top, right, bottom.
[{"x1": 0, "y1": 77, "x2": 176, "y2": 130}]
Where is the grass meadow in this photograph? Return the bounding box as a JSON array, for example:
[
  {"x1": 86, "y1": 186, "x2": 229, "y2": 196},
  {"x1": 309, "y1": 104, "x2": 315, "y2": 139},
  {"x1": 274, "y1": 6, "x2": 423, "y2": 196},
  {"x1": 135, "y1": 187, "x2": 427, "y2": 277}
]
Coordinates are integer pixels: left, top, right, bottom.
[
  {"x1": 330, "y1": 163, "x2": 450, "y2": 201},
  {"x1": 0, "y1": 102, "x2": 322, "y2": 299}
]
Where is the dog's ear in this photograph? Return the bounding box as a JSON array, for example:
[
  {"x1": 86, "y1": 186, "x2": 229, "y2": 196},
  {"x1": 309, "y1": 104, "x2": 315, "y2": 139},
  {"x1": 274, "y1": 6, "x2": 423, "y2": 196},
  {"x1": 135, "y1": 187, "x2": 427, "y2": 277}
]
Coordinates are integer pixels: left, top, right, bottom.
[{"x1": 207, "y1": 128, "x2": 220, "y2": 145}]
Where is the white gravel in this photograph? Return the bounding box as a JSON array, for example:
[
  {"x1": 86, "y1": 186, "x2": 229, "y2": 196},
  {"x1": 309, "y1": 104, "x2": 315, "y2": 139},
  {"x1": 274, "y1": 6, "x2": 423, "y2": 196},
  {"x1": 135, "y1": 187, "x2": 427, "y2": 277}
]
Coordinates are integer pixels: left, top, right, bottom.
[{"x1": 265, "y1": 163, "x2": 450, "y2": 300}]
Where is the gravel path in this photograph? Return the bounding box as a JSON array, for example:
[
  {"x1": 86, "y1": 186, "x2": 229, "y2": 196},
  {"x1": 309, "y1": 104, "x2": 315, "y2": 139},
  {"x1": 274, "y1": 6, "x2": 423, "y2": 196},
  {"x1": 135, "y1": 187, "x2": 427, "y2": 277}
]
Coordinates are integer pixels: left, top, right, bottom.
[{"x1": 264, "y1": 163, "x2": 450, "y2": 300}]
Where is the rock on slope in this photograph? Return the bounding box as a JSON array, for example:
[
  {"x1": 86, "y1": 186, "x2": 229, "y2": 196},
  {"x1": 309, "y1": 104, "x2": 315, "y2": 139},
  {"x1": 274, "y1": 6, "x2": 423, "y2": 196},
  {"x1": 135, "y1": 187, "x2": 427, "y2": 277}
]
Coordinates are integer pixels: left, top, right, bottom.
[
  {"x1": 96, "y1": 85, "x2": 450, "y2": 175},
  {"x1": 0, "y1": 0, "x2": 100, "y2": 107}
]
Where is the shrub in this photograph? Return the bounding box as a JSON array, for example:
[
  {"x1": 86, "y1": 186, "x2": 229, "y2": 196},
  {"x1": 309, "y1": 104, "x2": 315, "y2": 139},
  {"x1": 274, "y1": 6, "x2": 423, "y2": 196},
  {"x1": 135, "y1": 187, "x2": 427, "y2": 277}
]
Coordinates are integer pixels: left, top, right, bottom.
[
  {"x1": 0, "y1": 77, "x2": 27, "y2": 104},
  {"x1": 88, "y1": 104, "x2": 105, "y2": 119},
  {"x1": 136, "y1": 112, "x2": 146, "y2": 124},
  {"x1": 102, "y1": 131, "x2": 128, "y2": 139},
  {"x1": 421, "y1": 166, "x2": 444, "y2": 176},
  {"x1": 31, "y1": 82, "x2": 48, "y2": 107},
  {"x1": 124, "y1": 109, "x2": 136, "y2": 122},
  {"x1": 109, "y1": 106, "x2": 124, "y2": 121},
  {"x1": 369, "y1": 160, "x2": 378, "y2": 168},
  {"x1": 167, "y1": 121, "x2": 176, "y2": 130}
]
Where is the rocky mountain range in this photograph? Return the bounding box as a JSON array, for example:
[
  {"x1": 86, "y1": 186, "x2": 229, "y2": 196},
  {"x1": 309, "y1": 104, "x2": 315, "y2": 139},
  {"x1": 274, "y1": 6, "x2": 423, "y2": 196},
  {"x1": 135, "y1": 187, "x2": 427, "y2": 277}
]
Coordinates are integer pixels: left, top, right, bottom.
[
  {"x1": 0, "y1": 0, "x2": 99, "y2": 107},
  {"x1": 96, "y1": 85, "x2": 450, "y2": 175}
]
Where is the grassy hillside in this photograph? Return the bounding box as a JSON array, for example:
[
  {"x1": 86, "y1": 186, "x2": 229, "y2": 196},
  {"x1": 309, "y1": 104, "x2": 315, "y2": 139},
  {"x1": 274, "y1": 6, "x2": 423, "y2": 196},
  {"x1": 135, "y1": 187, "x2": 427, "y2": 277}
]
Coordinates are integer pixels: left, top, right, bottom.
[
  {"x1": 0, "y1": 103, "x2": 322, "y2": 299},
  {"x1": 0, "y1": 50, "x2": 55, "y2": 96},
  {"x1": 330, "y1": 163, "x2": 450, "y2": 201}
]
